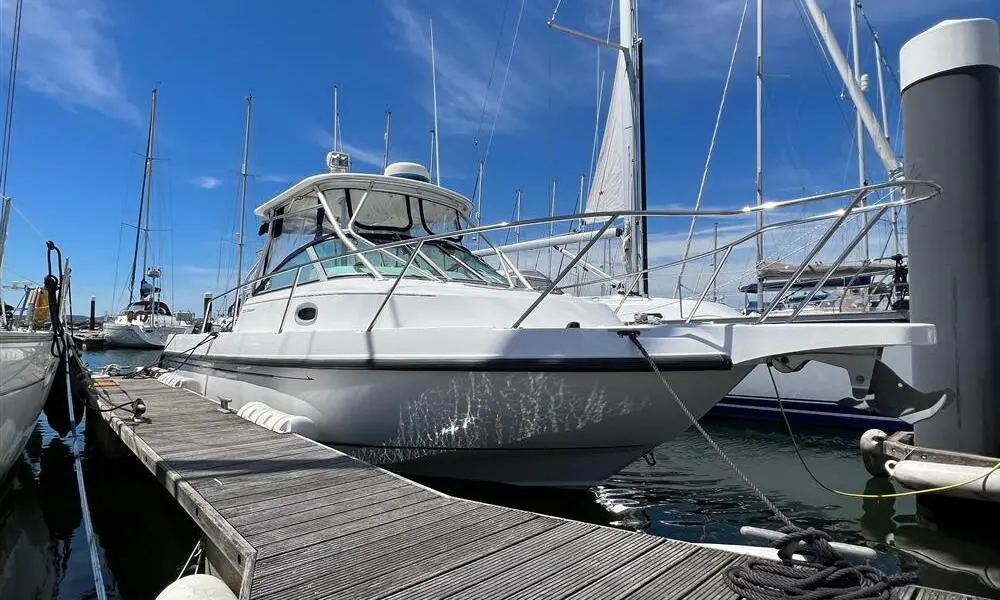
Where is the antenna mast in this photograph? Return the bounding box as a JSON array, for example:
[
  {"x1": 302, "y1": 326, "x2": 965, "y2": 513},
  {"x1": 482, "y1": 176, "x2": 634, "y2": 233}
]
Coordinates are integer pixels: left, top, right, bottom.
[
  {"x1": 236, "y1": 92, "x2": 253, "y2": 288},
  {"x1": 332, "y1": 84, "x2": 342, "y2": 152},
  {"x1": 382, "y1": 109, "x2": 392, "y2": 171},
  {"x1": 430, "y1": 18, "x2": 442, "y2": 186}
]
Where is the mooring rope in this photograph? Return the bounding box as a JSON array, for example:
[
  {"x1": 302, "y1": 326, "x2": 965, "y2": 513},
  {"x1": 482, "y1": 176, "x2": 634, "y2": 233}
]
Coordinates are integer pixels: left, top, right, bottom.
[{"x1": 622, "y1": 331, "x2": 917, "y2": 600}]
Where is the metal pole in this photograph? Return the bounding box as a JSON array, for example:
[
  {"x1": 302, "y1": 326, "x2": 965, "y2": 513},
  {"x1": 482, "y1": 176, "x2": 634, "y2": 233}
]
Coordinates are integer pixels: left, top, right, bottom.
[
  {"x1": 713, "y1": 222, "x2": 719, "y2": 302},
  {"x1": 430, "y1": 18, "x2": 441, "y2": 186},
  {"x1": 332, "y1": 84, "x2": 341, "y2": 152},
  {"x1": 755, "y1": 0, "x2": 765, "y2": 314},
  {"x1": 382, "y1": 109, "x2": 392, "y2": 172},
  {"x1": 849, "y1": 0, "x2": 870, "y2": 260},
  {"x1": 802, "y1": 0, "x2": 901, "y2": 176},
  {"x1": 236, "y1": 92, "x2": 253, "y2": 288},
  {"x1": 874, "y1": 36, "x2": 901, "y2": 255}
]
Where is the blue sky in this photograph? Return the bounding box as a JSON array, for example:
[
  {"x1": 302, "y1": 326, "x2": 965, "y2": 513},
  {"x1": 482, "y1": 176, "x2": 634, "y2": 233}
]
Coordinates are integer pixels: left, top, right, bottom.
[{"x1": 0, "y1": 0, "x2": 996, "y2": 313}]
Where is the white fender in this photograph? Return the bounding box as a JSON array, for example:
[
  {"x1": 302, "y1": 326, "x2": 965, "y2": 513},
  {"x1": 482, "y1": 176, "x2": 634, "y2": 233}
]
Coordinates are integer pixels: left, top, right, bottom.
[
  {"x1": 885, "y1": 459, "x2": 1000, "y2": 503},
  {"x1": 155, "y1": 575, "x2": 236, "y2": 600}
]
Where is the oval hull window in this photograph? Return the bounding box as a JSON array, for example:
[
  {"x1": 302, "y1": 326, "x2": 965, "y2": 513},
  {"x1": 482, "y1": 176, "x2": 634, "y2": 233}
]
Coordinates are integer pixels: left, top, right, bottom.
[{"x1": 295, "y1": 303, "x2": 318, "y2": 325}]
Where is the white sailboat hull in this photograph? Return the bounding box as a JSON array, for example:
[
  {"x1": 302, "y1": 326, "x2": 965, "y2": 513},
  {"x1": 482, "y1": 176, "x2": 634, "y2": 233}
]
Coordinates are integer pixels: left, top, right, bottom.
[
  {"x1": 104, "y1": 323, "x2": 189, "y2": 349},
  {"x1": 0, "y1": 331, "x2": 59, "y2": 482}
]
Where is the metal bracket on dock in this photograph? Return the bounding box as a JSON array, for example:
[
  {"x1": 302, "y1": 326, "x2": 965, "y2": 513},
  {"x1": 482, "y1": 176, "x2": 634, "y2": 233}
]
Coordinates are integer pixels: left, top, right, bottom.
[{"x1": 217, "y1": 396, "x2": 233, "y2": 413}]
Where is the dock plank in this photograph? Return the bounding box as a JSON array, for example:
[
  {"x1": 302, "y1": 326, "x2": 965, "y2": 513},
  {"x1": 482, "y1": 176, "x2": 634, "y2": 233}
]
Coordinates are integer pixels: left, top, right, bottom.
[{"x1": 90, "y1": 375, "x2": 984, "y2": 600}]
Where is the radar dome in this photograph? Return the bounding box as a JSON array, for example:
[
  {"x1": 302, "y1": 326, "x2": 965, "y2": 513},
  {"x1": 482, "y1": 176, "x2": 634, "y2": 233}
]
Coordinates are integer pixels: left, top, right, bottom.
[{"x1": 384, "y1": 162, "x2": 430, "y2": 183}]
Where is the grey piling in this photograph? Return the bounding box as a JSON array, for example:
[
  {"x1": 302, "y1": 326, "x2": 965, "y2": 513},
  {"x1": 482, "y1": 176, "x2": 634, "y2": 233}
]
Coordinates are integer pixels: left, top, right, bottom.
[{"x1": 901, "y1": 18, "x2": 1000, "y2": 457}]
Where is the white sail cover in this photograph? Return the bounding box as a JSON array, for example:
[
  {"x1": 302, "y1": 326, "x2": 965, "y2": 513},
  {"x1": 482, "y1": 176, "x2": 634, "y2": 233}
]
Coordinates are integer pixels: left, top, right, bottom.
[{"x1": 583, "y1": 7, "x2": 635, "y2": 224}]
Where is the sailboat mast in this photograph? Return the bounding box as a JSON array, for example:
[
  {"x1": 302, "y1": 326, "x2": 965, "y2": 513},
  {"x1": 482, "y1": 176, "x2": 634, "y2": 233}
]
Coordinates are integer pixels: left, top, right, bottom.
[
  {"x1": 128, "y1": 88, "x2": 158, "y2": 303},
  {"x1": 236, "y1": 92, "x2": 253, "y2": 287},
  {"x1": 620, "y1": 0, "x2": 648, "y2": 296},
  {"x1": 872, "y1": 35, "x2": 900, "y2": 255},
  {"x1": 754, "y1": 0, "x2": 764, "y2": 313},
  {"x1": 636, "y1": 36, "x2": 649, "y2": 297},
  {"x1": 849, "y1": 0, "x2": 870, "y2": 260}
]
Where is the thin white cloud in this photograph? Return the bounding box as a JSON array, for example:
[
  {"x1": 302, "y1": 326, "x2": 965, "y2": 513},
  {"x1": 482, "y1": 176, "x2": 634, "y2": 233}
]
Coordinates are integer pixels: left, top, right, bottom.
[
  {"x1": 192, "y1": 176, "x2": 222, "y2": 190},
  {"x1": 1, "y1": 0, "x2": 139, "y2": 123},
  {"x1": 383, "y1": 2, "x2": 545, "y2": 134},
  {"x1": 310, "y1": 125, "x2": 386, "y2": 170},
  {"x1": 257, "y1": 173, "x2": 292, "y2": 184},
  {"x1": 631, "y1": 0, "x2": 992, "y2": 79},
  {"x1": 342, "y1": 142, "x2": 386, "y2": 169}
]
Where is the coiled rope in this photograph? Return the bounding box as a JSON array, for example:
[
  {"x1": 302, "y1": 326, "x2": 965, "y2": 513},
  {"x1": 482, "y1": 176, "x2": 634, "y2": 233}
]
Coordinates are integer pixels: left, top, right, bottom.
[{"x1": 622, "y1": 331, "x2": 917, "y2": 600}]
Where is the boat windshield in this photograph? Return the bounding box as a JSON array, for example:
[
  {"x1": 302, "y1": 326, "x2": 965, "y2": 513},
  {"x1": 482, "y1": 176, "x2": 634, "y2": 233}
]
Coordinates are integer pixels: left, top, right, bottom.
[{"x1": 257, "y1": 235, "x2": 509, "y2": 293}]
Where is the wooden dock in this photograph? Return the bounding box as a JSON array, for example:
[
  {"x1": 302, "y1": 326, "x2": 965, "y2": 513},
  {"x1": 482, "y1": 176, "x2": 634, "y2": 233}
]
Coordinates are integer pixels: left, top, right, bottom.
[{"x1": 90, "y1": 376, "x2": 982, "y2": 600}]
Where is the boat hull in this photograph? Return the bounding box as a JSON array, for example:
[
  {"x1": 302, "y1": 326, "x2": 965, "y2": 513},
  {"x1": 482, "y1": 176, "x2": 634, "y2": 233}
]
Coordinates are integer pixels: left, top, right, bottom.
[
  {"x1": 104, "y1": 324, "x2": 188, "y2": 349},
  {"x1": 0, "y1": 331, "x2": 60, "y2": 483},
  {"x1": 160, "y1": 327, "x2": 753, "y2": 488}
]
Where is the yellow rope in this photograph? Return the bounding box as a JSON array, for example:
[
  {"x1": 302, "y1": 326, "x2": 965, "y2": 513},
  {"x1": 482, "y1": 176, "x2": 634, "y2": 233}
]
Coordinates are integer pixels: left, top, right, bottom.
[{"x1": 769, "y1": 364, "x2": 1000, "y2": 499}]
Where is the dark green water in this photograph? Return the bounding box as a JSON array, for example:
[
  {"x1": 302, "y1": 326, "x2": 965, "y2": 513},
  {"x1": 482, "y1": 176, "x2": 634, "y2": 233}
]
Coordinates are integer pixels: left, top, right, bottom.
[{"x1": 2, "y1": 349, "x2": 997, "y2": 599}]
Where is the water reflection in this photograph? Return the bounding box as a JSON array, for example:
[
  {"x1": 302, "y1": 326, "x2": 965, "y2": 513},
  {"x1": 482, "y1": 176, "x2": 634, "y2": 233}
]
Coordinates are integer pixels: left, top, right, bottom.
[{"x1": 0, "y1": 346, "x2": 198, "y2": 600}]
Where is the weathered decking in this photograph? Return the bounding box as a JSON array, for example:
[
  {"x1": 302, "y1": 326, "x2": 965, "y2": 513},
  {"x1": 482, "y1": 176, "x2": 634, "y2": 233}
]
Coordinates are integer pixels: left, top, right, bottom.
[{"x1": 91, "y1": 376, "x2": 981, "y2": 600}]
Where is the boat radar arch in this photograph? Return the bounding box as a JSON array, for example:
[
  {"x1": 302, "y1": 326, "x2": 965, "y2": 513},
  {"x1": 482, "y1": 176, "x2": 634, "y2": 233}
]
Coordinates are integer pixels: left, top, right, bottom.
[
  {"x1": 385, "y1": 162, "x2": 431, "y2": 183},
  {"x1": 326, "y1": 151, "x2": 351, "y2": 173}
]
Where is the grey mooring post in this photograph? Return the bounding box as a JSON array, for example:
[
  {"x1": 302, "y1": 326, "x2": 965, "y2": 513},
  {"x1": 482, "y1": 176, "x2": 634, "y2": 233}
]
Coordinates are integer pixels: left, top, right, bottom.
[{"x1": 901, "y1": 18, "x2": 1000, "y2": 457}]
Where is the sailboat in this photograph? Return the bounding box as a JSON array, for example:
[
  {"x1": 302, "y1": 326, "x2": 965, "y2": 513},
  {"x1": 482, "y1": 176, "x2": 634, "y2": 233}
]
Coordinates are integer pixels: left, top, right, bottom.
[
  {"x1": 0, "y1": 2, "x2": 63, "y2": 484},
  {"x1": 104, "y1": 89, "x2": 191, "y2": 350},
  {"x1": 472, "y1": 1, "x2": 741, "y2": 324},
  {"x1": 0, "y1": 199, "x2": 63, "y2": 484}
]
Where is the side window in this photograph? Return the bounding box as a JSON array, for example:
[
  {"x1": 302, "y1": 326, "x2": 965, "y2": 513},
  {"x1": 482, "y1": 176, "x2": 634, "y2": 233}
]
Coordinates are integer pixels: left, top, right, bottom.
[{"x1": 259, "y1": 248, "x2": 320, "y2": 292}]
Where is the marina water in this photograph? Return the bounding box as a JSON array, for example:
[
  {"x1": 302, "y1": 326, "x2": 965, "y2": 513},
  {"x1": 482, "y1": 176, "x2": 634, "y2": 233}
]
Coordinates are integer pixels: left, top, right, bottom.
[{"x1": 1, "y1": 349, "x2": 995, "y2": 599}]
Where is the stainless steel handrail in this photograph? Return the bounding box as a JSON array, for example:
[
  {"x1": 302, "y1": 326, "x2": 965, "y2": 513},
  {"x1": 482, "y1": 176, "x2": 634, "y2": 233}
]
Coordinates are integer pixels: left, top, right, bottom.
[
  {"x1": 367, "y1": 240, "x2": 424, "y2": 332},
  {"x1": 757, "y1": 190, "x2": 869, "y2": 322},
  {"x1": 787, "y1": 205, "x2": 890, "y2": 321},
  {"x1": 202, "y1": 179, "x2": 939, "y2": 331},
  {"x1": 511, "y1": 215, "x2": 618, "y2": 329}
]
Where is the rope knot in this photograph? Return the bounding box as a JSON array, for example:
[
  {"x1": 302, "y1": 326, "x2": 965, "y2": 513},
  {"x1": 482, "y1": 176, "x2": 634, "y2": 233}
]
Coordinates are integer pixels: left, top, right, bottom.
[{"x1": 772, "y1": 526, "x2": 837, "y2": 565}]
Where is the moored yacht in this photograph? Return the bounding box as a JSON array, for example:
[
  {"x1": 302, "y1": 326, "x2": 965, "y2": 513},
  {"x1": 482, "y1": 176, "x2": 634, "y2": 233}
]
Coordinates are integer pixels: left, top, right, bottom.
[
  {"x1": 104, "y1": 268, "x2": 192, "y2": 349},
  {"x1": 105, "y1": 89, "x2": 190, "y2": 350},
  {"x1": 158, "y1": 152, "x2": 940, "y2": 488}
]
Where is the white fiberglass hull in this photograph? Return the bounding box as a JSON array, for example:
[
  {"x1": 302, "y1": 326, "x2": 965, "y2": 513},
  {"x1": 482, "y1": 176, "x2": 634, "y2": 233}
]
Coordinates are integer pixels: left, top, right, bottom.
[
  {"x1": 160, "y1": 320, "x2": 933, "y2": 488},
  {"x1": 104, "y1": 323, "x2": 188, "y2": 349},
  {"x1": 594, "y1": 295, "x2": 743, "y2": 322},
  {"x1": 0, "y1": 331, "x2": 59, "y2": 483}
]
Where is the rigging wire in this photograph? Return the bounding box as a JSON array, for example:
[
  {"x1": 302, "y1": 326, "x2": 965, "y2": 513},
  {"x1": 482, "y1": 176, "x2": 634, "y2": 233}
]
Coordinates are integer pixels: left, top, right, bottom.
[
  {"x1": 481, "y1": 0, "x2": 528, "y2": 172},
  {"x1": 676, "y1": 0, "x2": 749, "y2": 299},
  {"x1": 0, "y1": 0, "x2": 23, "y2": 200}
]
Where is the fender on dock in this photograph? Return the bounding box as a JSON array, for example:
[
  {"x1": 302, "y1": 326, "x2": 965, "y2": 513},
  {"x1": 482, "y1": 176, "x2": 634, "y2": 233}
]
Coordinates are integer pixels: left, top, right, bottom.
[{"x1": 155, "y1": 575, "x2": 236, "y2": 600}]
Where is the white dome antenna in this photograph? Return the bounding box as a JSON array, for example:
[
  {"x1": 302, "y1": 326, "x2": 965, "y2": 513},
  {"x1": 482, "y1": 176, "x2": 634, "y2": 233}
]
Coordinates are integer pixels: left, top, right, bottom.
[{"x1": 384, "y1": 162, "x2": 430, "y2": 183}]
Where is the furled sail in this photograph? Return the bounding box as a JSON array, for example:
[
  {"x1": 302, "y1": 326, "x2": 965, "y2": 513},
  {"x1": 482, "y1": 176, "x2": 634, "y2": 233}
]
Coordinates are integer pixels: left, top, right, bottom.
[{"x1": 582, "y1": 9, "x2": 635, "y2": 224}]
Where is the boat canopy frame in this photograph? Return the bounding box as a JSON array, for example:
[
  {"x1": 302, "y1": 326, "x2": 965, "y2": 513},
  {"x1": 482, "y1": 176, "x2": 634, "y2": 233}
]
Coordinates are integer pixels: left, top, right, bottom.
[{"x1": 206, "y1": 177, "x2": 939, "y2": 332}]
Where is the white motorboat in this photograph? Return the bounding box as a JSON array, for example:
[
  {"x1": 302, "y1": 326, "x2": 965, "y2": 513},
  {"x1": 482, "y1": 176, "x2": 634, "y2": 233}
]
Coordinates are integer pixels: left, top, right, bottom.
[
  {"x1": 157, "y1": 149, "x2": 940, "y2": 488},
  {"x1": 105, "y1": 90, "x2": 190, "y2": 350}
]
